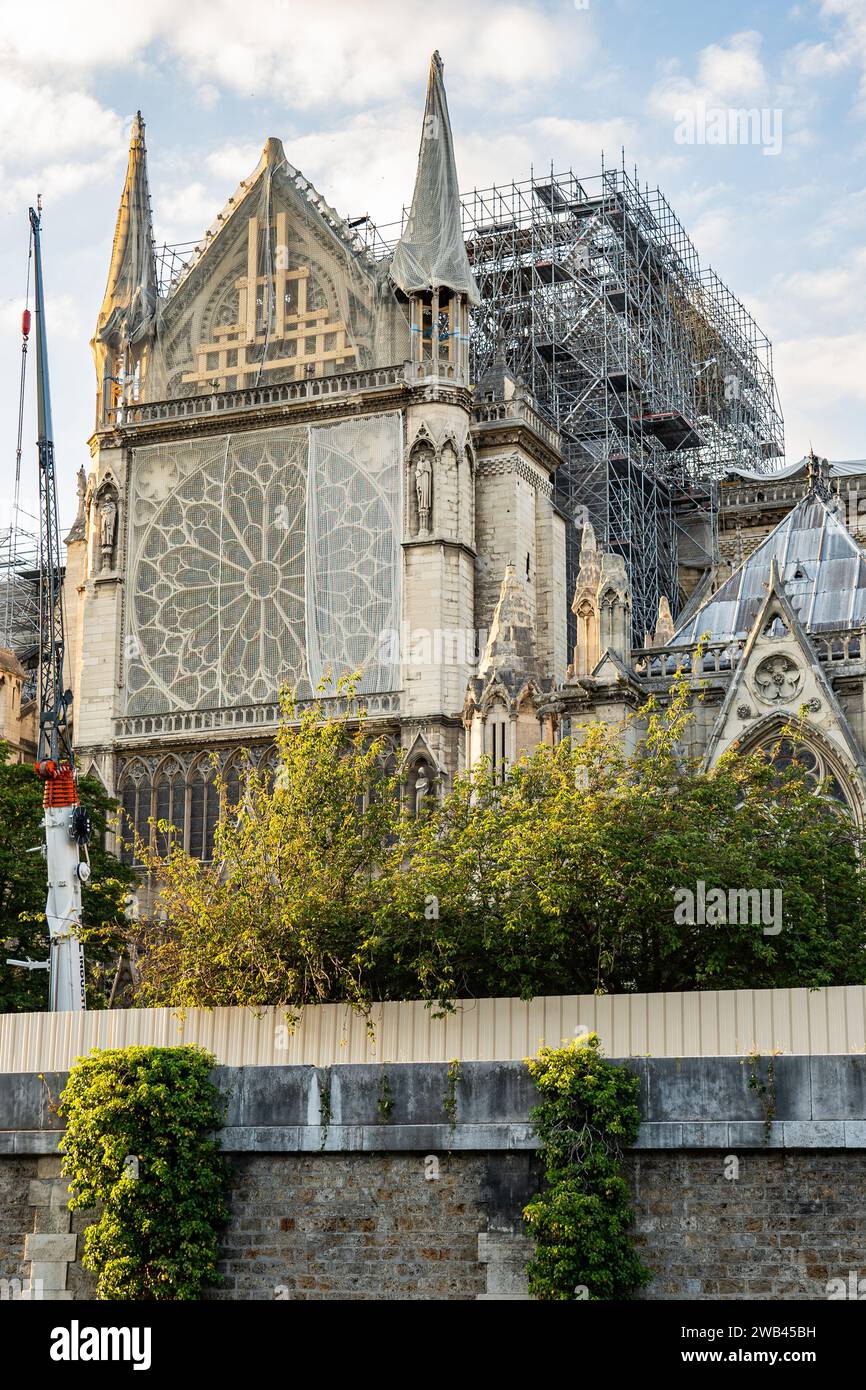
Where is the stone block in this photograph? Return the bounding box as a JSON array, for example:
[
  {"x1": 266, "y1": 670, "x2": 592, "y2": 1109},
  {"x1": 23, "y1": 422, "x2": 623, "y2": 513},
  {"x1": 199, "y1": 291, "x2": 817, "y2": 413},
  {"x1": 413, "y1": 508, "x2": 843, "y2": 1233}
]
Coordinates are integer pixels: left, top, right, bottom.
[
  {"x1": 25, "y1": 1233, "x2": 77, "y2": 1262},
  {"x1": 29, "y1": 1261, "x2": 69, "y2": 1292}
]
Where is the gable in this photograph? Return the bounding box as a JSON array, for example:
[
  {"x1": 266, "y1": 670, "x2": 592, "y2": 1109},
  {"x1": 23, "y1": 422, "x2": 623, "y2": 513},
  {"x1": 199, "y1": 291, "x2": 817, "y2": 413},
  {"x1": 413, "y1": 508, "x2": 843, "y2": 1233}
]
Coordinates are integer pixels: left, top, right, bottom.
[
  {"x1": 701, "y1": 572, "x2": 866, "y2": 810},
  {"x1": 146, "y1": 143, "x2": 409, "y2": 402}
]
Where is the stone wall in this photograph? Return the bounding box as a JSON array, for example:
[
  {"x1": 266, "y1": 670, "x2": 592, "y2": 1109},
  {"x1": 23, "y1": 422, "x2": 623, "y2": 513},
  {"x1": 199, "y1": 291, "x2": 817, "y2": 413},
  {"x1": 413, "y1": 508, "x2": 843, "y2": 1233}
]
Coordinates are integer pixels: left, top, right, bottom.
[
  {"x1": 215, "y1": 1152, "x2": 535, "y2": 1300},
  {"x1": 628, "y1": 1151, "x2": 866, "y2": 1300},
  {"x1": 4, "y1": 1057, "x2": 866, "y2": 1301}
]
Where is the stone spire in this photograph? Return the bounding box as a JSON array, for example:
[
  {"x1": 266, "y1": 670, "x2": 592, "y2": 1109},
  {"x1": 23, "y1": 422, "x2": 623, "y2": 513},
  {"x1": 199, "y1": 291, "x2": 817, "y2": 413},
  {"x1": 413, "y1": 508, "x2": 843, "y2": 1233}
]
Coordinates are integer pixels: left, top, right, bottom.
[
  {"x1": 570, "y1": 521, "x2": 602, "y2": 677},
  {"x1": 805, "y1": 445, "x2": 831, "y2": 502},
  {"x1": 390, "y1": 53, "x2": 479, "y2": 304},
  {"x1": 478, "y1": 564, "x2": 540, "y2": 693},
  {"x1": 646, "y1": 594, "x2": 674, "y2": 649},
  {"x1": 92, "y1": 112, "x2": 157, "y2": 411},
  {"x1": 598, "y1": 552, "x2": 631, "y2": 663}
]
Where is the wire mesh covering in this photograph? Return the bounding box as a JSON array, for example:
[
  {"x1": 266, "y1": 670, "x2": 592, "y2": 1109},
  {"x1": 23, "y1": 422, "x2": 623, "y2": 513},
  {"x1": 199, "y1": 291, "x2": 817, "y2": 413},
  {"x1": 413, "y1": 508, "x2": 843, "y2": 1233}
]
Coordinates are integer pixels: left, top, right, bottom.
[{"x1": 125, "y1": 415, "x2": 402, "y2": 715}]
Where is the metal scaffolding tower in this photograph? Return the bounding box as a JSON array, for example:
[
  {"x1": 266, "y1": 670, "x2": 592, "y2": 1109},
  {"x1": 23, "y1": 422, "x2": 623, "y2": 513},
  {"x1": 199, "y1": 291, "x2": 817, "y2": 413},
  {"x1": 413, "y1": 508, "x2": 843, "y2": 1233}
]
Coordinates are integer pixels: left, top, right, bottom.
[{"x1": 459, "y1": 160, "x2": 784, "y2": 645}]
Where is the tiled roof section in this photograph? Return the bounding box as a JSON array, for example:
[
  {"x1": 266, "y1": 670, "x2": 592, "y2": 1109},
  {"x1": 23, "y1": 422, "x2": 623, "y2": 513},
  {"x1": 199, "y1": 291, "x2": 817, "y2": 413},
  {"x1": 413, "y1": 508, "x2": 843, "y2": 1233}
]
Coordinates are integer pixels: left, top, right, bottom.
[{"x1": 672, "y1": 495, "x2": 866, "y2": 644}]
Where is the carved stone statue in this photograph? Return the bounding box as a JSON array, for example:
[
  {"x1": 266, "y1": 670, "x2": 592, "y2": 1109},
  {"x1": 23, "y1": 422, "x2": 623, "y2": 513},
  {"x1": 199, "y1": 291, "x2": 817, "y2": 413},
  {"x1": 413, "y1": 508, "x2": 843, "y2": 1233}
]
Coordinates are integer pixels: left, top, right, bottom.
[
  {"x1": 414, "y1": 451, "x2": 433, "y2": 534},
  {"x1": 413, "y1": 759, "x2": 432, "y2": 815},
  {"x1": 99, "y1": 494, "x2": 118, "y2": 570}
]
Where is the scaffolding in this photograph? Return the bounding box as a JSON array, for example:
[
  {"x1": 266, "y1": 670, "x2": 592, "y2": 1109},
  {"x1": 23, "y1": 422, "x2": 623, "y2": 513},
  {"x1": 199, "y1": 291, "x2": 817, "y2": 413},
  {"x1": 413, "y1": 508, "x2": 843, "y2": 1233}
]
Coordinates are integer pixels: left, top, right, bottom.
[
  {"x1": 459, "y1": 160, "x2": 784, "y2": 644},
  {"x1": 0, "y1": 519, "x2": 40, "y2": 673}
]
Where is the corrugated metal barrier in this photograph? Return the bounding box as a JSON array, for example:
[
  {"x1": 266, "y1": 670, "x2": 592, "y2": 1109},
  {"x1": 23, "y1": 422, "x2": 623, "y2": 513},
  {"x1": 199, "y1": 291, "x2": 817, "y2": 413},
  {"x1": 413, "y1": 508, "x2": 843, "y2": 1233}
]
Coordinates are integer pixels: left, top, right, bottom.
[{"x1": 1, "y1": 985, "x2": 865, "y2": 1071}]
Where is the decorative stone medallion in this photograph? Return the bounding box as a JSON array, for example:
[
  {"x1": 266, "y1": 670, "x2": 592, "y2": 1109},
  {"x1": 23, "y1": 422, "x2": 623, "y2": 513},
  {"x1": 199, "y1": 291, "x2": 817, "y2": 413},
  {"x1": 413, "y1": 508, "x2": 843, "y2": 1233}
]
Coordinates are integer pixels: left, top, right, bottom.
[{"x1": 752, "y1": 653, "x2": 803, "y2": 705}]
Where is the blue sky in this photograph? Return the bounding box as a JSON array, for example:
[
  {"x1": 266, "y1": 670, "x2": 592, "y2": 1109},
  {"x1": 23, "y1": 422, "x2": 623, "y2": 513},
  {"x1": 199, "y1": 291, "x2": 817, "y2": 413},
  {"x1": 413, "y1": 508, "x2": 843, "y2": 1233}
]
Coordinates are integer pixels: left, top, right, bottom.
[{"x1": 2, "y1": 0, "x2": 865, "y2": 531}]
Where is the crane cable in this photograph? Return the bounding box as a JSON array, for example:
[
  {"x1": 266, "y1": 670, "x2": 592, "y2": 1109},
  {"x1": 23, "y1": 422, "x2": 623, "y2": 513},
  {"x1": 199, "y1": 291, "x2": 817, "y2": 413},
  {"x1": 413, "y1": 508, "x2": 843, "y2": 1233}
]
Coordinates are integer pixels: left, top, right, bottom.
[{"x1": 13, "y1": 225, "x2": 33, "y2": 526}]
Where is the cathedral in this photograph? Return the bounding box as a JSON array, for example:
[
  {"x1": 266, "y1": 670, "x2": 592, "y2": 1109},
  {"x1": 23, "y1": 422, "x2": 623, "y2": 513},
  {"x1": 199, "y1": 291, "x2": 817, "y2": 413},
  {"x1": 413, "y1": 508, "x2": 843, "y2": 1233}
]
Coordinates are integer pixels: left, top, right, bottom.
[{"x1": 57, "y1": 51, "x2": 866, "y2": 865}]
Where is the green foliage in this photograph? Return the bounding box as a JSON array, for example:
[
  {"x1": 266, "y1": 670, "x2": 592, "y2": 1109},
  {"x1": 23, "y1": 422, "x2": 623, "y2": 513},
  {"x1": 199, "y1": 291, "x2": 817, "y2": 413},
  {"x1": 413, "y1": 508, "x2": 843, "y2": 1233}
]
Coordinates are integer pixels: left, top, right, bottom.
[
  {"x1": 58, "y1": 1046, "x2": 230, "y2": 1300},
  {"x1": 0, "y1": 742, "x2": 137, "y2": 1012},
  {"x1": 132, "y1": 678, "x2": 401, "y2": 1012},
  {"x1": 377, "y1": 1068, "x2": 393, "y2": 1122},
  {"x1": 383, "y1": 674, "x2": 866, "y2": 999},
  {"x1": 743, "y1": 1048, "x2": 779, "y2": 1144},
  {"x1": 442, "y1": 1058, "x2": 460, "y2": 1132},
  {"x1": 523, "y1": 1035, "x2": 651, "y2": 1300},
  {"x1": 129, "y1": 670, "x2": 866, "y2": 1010}
]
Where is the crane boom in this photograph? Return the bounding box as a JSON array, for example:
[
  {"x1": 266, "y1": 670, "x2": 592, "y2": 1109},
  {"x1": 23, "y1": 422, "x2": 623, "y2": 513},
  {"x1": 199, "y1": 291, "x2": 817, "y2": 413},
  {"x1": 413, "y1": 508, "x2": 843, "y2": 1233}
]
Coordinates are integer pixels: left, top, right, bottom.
[
  {"x1": 30, "y1": 205, "x2": 71, "y2": 769},
  {"x1": 29, "y1": 203, "x2": 89, "y2": 1012}
]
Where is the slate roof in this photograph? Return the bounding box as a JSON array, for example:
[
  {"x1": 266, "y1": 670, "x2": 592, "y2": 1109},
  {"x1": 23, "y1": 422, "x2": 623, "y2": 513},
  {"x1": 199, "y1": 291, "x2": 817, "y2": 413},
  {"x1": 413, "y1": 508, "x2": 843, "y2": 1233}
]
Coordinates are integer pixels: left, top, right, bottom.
[{"x1": 672, "y1": 495, "x2": 866, "y2": 644}]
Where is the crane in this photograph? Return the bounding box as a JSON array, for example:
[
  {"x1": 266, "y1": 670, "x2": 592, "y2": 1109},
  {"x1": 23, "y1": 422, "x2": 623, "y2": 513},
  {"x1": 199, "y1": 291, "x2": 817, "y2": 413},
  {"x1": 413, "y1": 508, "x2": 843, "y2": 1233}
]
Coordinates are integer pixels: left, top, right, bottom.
[{"x1": 7, "y1": 204, "x2": 92, "y2": 1010}]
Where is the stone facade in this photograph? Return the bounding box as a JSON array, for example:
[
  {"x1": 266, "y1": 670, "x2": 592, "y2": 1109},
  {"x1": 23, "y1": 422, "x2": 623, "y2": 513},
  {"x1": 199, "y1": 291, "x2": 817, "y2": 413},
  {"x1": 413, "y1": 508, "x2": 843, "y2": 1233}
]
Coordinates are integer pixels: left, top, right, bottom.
[
  {"x1": 61, "y1": 68, "x2": 567, "y2": 865},
  {"x1": 214, "y1": 1152, "x2": 534, "y2": 1300},
  {"x1": 554, "y1": 458, "x2": 866, "y2": 822},
  {"x1": 628, "y1": 1151, "x2": 866, "y2": 1301},
  {"x1": 0, "y1": 647, "x2": 35, "y2": 763}
]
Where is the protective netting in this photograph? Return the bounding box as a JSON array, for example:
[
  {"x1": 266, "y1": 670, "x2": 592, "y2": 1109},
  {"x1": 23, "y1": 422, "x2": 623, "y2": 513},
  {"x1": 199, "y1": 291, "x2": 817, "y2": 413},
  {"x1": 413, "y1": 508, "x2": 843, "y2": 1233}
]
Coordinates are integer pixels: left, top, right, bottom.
[
  {"x1": 390, "y1": 52, "x2": 479, "y2": 305},
  {"x1": 146, "y1": 140, "x2": 410, "y2": 404},
  {"x1": 125, "y1": 414, "x2": 402, "y2": 714},
  {"x1": 306, "y1": 415, "x2": 402, "y2": 692}
]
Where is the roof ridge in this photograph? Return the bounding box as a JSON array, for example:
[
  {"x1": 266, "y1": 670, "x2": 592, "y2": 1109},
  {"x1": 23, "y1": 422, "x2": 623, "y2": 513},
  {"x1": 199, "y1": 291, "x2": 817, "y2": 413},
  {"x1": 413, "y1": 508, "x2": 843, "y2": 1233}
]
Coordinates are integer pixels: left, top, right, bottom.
[{"x1": 163, "y1": 138, "x2": 379, "y2": 302}]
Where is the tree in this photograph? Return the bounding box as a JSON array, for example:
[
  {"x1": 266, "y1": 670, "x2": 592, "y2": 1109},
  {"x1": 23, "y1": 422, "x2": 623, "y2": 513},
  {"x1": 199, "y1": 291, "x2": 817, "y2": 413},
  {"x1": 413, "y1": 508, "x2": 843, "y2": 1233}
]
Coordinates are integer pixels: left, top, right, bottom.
[
  {"x1": 59, "y1": 1046, "x2": 230, "y2": 1300},
  {"x1": 381, "y1": 673, "x2": 866, "y2": 998},
  {"x1": 0, "y1": 742, "x2": 136, "y2": 1013},
  {"x1": 523, "y1": 1034, "x2": 651, "y2": 1300},
  {"x1": 129, "y1": 672, "x2": 866, "y2": 1011},
  {"x1": 132, "y1": 684, "x2": 401, "y2": 1013}
]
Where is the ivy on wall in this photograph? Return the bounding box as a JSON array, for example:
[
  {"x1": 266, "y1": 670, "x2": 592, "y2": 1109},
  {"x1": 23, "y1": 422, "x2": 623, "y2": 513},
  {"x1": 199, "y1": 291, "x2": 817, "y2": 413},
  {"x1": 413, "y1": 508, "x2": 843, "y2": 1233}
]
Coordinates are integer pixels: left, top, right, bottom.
[
  {"x1": 523, "y1": 1034, "x2": 652, "y2": 1300},
  {"x1": 58, "y1": 1045, "x2": 230, "y2": 1300}
]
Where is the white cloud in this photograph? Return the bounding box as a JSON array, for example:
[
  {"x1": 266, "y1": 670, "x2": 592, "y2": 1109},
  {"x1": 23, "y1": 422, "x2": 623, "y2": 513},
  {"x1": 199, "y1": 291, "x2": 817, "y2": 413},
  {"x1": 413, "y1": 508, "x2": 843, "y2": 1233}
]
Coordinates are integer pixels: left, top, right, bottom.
[
  {"x1": 0, "y1": 1, "x2": 593, "y2": 112},
  {"x1": 775, "y1": 331, "x2": 866, "y2": 457},
  {"x1": 164, "y1": 1, "x2": 583, "y2": 110},
  {"x1": 649, "y1": 30, "x2": 768, "y2": 120},
  {"x1": 0, "y1": 156, "x2": 124, "y2": 212},
  {"x1": 818, "y1": 0, "x2": 866, "y2": 105},
  {"x1": 154, "y1": 181, "x2": 228, "y2": 244},
  {"x1": 0, "y1": 75, "x2": 123, "y2": 163},
  {"x1": 205, "y1": 143, "x2": 268, "y2": 183},
  {"x1": 786, "y1": 40, "x2": 849, "y2": 80}
]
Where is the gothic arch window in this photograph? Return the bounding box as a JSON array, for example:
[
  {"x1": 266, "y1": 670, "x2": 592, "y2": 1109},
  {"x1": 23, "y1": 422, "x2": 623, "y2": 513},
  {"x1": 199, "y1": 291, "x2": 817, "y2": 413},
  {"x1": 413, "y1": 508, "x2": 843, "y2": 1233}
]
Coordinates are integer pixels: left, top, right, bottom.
[
  {"x1": 118, "y1": 748, "x2": 268, "y2": 865},
  {"x1": 750, "y1": 734, "x2": 853, "y2": 815},
  {"x1": 576, "y1": 597, "x2": 595, "y2": 652},
  {"x1": 118, "y1": 760, "x2": 153, "y2": 866},
  {"x1": 485, "y1": 704, "x2": 510, "y2": 782},
  {"x1": 188, "y1": 755, "x2": 221, "y2": 862},
  {"x1": 153, "y1": 757, "x2": 186, "y2": 856},
  {"x1": 440, "y1": 440, "x2": 458, "y2": 537},
  {"x1": 463, "y1": 445, "x2": 475, "y2": 546},
  {"x1": 223, "y1": 756, "x2": 244, "y2": 817}
]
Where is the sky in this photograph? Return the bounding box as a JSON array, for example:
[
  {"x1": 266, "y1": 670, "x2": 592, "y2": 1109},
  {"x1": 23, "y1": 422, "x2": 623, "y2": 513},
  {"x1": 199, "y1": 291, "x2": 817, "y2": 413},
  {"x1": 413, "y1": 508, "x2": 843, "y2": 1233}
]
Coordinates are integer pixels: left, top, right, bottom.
[{"x1": 1, "y1": 0, "x2": 865, "y2": 532}]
